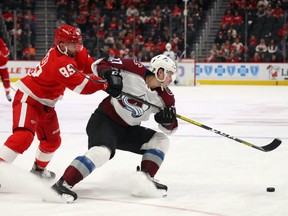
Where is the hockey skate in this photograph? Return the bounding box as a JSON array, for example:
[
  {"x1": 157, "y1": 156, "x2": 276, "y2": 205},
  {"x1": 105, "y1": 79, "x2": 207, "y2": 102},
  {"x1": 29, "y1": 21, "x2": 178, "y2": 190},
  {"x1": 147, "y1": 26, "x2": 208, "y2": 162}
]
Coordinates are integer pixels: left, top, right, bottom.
[
  {"x1": 6, "y1": 94, "x2": 11, "y2": 102},
  {"x1": 131, "y1": 167, "x2": 168, "y2": 198},
  {"x1": 52, "y1": 179, "x2": 77, "y2": 203},
  {"x1": 30, "y1": 162, "x2": 56, "y2": 180}
]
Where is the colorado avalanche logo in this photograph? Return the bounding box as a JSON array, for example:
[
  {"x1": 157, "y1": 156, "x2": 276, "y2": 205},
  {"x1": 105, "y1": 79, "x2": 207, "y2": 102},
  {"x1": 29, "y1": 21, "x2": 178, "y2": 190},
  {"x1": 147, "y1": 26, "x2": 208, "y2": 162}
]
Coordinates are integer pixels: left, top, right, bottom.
[
  {"x1": 250, "y1": 66, "x2": 259, "y2": 76},
  {"x1": 227, "y1": 66, "x2": 235, "y2": 76},
  {"x1": 204, "y1": 65, "x2": 212, "y2": 76},
  {"x1": 119, "y1": 94, "x2": 149, "y2": 118}
]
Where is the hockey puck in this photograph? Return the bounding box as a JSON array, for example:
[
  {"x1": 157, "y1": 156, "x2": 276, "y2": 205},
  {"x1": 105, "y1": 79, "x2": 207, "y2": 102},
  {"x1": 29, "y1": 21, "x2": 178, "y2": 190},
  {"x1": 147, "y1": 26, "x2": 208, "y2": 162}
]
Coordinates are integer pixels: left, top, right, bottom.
[{"x1": 266, "y1": 187, "x2": 275, "y2": 192}]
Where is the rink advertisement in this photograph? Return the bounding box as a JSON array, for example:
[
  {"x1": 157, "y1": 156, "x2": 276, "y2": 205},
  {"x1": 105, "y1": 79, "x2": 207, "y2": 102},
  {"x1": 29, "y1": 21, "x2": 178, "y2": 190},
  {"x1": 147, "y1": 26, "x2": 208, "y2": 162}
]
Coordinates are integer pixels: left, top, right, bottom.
[
  {"x1": 196, "y1": 62, "x2": 288, "y2": 85},
  {"x1": 5, "y1": 61, "x2": 288, "y2": 85},
  {"x1": 7, "y1": 61, "x2": 37, "y2": 80}
]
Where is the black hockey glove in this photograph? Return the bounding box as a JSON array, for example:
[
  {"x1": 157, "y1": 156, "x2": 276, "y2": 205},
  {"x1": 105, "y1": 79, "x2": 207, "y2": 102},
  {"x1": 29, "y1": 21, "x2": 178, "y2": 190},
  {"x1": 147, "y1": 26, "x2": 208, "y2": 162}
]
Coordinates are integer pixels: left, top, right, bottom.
[
  {"x1": 154, "y1": 106, "x2": 176, "y2": 124},
  {"x1": 100, "y1": 69, "x2": 123, "y2": 98}
]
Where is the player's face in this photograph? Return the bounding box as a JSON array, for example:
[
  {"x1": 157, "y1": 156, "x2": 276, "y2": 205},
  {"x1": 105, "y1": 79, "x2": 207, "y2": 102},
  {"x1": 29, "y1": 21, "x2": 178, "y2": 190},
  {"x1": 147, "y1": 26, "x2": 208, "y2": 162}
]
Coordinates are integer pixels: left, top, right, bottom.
[
  {"x1": 65, "y1": 43, "x2": 82, "y2": 58},
  {"x1": 158, "y1": 69, "x2": 173, "y2": 88},
  {"x1": 163, "y1": 71, "x2": 173, "y2": 87}
]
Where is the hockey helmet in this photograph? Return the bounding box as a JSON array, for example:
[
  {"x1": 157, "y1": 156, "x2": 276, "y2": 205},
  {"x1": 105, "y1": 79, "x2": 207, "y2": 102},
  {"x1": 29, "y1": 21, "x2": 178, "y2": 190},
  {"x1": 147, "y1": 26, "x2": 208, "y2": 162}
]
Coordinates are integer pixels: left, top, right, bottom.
[
  {"x1": 149, "y1": 54, "x2": 177, "y2": 82},
  {"x1": 54, "y1": 24, "x2": 82, "y2": 46}
]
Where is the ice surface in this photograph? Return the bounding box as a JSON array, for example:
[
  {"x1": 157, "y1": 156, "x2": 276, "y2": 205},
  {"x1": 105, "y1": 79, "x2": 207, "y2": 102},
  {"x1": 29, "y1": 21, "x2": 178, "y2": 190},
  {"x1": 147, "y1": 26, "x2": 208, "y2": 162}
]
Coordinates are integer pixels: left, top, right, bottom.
[{"x1": 0, "y1": 84, "x2": 287, "y2": 216}]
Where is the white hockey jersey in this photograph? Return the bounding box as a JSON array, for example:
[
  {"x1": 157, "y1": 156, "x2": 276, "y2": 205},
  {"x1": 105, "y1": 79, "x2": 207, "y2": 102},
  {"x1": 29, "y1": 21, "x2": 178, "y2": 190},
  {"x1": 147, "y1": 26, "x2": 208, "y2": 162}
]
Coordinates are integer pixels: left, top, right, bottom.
[{"x1": 93, "y1": 58, "x2": 178, "y2": 134}]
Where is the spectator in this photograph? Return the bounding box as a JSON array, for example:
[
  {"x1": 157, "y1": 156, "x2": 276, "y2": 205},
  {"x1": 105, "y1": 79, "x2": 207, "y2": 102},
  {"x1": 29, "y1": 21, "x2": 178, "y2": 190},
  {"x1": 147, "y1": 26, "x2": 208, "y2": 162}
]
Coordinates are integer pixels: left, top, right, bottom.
[
  {"x1": 231, "y1": 37, "x2": 244, "y2": 59},
  {"x1": 22, "y1": 44, "x2": 36, "y2": 60},
  {"x1": 227, "y1": 24, "x2": 237, "y2": 39},
  {"x1": 221, "y1": 9, "x2": 234, "y2": 26},
  {"x1": 278, "y1": 23, "x2": 288, "y2": 39},
  {"x1": 171, "y1": 3, "x2": 182, "y2": 18},
  {"x1": 221, "y1": 40, "x2": 232, "y2": 60},
  {"x1": 255, "y1": 38, "x2": 268, "y2": 54},
  {"x1": 277, "y1": 38, "x2": 288, "y2": 60},
  {"x1": 246, "y1": 35, "x2": 258, "y2": 59},
  {"x1": 271, "y1": 3, "x2": 284, "y2": 19},
  {"x1": 256, "y1": 3, "x2": 267, "y2": 18},
  {"x1": 205, "y1": 43, "x2": 219, "y2": 62},
  {"x1": 267, "y1": 39, "x2": 278, "y2": 55},
  {"x1": 233, "y1": 10, "x2": 243, "y2": 34},
  {"x1": 2, "y1": 10, "x2": 14, "y2": 30},
  {"x1": 226, "y1": 51, "x2": 239, "y2": 62},
  {"x1": 126, "y1": 4, "x2": 139, "y2": 17},
  {"x1": 104, "y1": 31, "x2": 115, "y2": 47},
  {"x1": 139, "y1": 11, "x2": 149, "y2": 24},
  {"x1": 214, "y1": 31, "x2": 226, "y2": 47},
  {"x1": 250, "y1": 52, "x2": 262, "y2": 62}
]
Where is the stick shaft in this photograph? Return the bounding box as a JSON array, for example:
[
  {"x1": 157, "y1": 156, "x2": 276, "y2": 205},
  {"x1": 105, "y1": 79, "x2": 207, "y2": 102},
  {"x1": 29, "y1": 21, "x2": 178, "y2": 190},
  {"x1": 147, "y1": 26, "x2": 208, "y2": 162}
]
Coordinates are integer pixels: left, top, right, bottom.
[{"x1": 120, "y1": 92, "x2": 281, "y2": 152}]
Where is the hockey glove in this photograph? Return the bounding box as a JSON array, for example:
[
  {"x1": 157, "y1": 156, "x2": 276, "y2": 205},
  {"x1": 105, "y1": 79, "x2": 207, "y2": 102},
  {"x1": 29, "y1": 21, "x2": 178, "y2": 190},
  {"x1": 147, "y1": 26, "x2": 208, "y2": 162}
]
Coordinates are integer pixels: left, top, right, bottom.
[
  {"x1": 100, "y1": 69, "x2": 123, "y2": 98},
  {"x1": 154, "y1": 106, "x2": 176, "y2": 124}
]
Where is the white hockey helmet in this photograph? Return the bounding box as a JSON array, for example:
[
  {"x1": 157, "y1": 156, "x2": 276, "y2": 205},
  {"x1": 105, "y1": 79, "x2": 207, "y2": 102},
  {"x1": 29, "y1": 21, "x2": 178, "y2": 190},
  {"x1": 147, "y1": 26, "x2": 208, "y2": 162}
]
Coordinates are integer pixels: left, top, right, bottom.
[
  {"x1": 149, "y1": 54, "x2": 177, "y2": 82},
  {"x1": 165, "y1": 43, "x2": 172, "y2": 51}
]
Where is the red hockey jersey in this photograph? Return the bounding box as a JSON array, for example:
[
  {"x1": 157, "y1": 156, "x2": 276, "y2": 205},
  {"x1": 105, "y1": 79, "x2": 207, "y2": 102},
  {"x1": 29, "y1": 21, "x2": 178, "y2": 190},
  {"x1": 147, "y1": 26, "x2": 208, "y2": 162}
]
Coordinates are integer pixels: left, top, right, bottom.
[
  {"x1": 0, "y1": 38, "x2": 9, "y2": 66},
  {"x1": 17, "y1": 46, "x2": 106, "y2": 107}
]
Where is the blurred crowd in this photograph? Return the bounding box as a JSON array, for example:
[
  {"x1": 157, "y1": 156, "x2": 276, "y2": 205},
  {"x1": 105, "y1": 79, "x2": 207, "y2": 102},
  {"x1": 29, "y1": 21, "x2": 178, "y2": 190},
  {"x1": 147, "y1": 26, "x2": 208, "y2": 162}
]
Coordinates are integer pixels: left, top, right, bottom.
[
  {"x1": 1, "y1": 0, "x2": 36, "y2": 60},
  {"x1": 0, "y1": 0, "x2": 209, "y2": 61},
  {"x1": 205, "y1": 0, "x2": 288, "y2": 63},
  {"x1": 2, "y1": 0, "x2": 288, "y2": 63},
  {"x1": 55, "y1": 0, "x2": 209, "y2": 61}
]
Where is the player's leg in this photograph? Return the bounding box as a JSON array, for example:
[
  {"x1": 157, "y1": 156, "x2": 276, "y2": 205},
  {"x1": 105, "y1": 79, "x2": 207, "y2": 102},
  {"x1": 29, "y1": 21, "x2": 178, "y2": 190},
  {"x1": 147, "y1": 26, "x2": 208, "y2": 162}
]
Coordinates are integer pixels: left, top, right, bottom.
[
  {"x1": 119, "y1": 126, "x2": 169, "y2": 196},
  {"x1": 30, "y1": 106, "x2": 61, "y2": 179},
  {"x1": 52, "y1": 109, "x2": 121, "y2": 202},
  {"x1": 0, "y1": 91, "x2": 38, "y2": 163},
  {"x1": 0, "y1": 67, "x2": 11, "y2": 101}
]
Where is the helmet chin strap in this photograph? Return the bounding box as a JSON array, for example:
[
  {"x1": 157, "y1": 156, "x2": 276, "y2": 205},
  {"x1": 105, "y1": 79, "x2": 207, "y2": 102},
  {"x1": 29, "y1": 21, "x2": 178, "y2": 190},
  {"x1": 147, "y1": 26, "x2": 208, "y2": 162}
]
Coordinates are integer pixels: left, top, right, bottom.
[
  {"x1": 155, "y1": 72, "x2": 166, "y2": 91},
  {"x1": 57, "y1": 44, "x2": 68, "y2": 56},
  {"x1": 160, "y1": 82, "x2": 164, "y2": 91}
]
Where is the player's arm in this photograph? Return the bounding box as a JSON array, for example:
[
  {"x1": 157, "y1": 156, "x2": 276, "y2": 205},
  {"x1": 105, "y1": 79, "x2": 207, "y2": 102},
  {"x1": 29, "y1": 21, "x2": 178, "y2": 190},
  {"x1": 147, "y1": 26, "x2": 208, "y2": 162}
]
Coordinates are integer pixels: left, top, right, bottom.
[
  {"x1": 154, "y1": 106, "x2": 178, "y2": 134},
  {"x1": 91, "y1": 58, "x2": 123, "y2": 98},
  {"x1": 153, "y1": 88, "x2": 178, "y2": 134},
  {"x1": 56, "y1": 60, "x2": 107, "y2": 94}
]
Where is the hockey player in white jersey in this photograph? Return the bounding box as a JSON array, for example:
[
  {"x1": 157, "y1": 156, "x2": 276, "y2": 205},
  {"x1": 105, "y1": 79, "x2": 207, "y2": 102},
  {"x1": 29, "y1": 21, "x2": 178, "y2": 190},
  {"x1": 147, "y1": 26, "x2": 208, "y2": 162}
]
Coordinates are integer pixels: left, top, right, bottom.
[
  {"x1": 52, "y1": 54, "x2": 178, "y2": 202},
  {"x1": 163, "y1": 43, "x2": 179, "y2": 85}
]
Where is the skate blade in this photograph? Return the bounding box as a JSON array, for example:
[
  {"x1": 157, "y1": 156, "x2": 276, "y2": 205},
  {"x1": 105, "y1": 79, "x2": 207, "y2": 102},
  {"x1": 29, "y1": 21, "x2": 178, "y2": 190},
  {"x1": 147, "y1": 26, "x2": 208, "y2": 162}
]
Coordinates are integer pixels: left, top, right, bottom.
[{"x1": 131, "y1": 172, "x2": 167, "y2": 198}]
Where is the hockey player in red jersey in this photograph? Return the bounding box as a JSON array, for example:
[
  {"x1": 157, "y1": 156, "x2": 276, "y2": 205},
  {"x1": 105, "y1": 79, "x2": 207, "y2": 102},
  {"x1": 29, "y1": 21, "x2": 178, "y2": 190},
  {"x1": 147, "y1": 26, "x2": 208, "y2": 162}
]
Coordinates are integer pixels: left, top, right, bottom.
[
  {"x1": 52, "y1": 54, "x2": 178, "y2": 202},
  {"x1": 0, "y1": 37, "x2": 11, "y2": 102},
  {"x1": 0, "y1": 24, "x2": 123, "y2": 179}
]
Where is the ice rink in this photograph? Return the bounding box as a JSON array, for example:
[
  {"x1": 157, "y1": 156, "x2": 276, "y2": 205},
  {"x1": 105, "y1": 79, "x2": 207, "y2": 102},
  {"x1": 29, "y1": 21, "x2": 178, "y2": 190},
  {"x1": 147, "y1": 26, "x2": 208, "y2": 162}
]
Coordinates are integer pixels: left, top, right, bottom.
[{"x1": 0, "y1": 84, "x2": 287, "y2": 216}]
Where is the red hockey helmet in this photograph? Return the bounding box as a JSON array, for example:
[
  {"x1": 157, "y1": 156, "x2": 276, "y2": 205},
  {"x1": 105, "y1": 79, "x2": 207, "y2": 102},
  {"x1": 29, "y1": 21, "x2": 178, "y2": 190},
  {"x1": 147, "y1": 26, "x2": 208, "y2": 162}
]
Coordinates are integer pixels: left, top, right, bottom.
[{"x1": 54, "y1": 24, "x2": 82, "y2": 46}]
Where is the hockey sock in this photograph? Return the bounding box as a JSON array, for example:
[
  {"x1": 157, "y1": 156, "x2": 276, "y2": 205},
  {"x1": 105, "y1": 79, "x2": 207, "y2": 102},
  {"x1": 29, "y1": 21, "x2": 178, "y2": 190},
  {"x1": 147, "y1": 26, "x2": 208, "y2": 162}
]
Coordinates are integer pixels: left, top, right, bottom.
[
  {"x1": 62, "y1": 155, "x2": 95, "y2": 187},
  {"x1": 141, "y1": 149, "x2": 164, "y2": 177}
]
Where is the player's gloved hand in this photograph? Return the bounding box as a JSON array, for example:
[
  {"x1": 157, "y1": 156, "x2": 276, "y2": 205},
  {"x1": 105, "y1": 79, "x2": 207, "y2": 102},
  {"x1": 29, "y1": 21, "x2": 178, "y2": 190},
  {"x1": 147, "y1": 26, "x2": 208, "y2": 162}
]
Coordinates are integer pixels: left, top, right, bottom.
[
  {"x1": 100, "y1": 69, "x2": 123, "y2": 98},
  {"x1": 154, "y1": 106, "x2": 176, "y2": 124}
]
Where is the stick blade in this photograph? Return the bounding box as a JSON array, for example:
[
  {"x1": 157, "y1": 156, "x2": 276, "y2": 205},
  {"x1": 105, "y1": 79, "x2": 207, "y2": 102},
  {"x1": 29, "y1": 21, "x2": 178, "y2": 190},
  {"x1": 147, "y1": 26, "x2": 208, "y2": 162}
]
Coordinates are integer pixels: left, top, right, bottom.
[{"x1": 262, "y1": 138, "x2": 282, "y2": 152}]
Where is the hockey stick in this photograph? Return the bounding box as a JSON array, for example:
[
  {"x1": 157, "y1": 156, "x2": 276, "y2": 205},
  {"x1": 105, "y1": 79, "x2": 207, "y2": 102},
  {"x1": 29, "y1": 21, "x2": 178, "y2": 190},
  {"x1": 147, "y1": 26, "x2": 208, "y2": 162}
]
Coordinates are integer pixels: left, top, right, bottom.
[
  {"x1": 10, "y1": 85, "x2": 16, "y2": 92},
  {"x1": 70, "y1": 65, "x2": 282, "y2": 152},
  {"x1": 70, "y1": 65, "x2": 107, "y2": 83},
  {"x1": 120, "y1": 92, "x2": 282, "y2": 152}
]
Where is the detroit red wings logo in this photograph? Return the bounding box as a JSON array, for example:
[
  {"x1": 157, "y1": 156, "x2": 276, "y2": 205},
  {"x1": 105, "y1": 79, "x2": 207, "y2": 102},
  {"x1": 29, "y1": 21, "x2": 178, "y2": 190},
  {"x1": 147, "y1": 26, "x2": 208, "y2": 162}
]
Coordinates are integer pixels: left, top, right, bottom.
[{"x1": 267, "y1": 65, "x2": 280, "y2": 79}]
